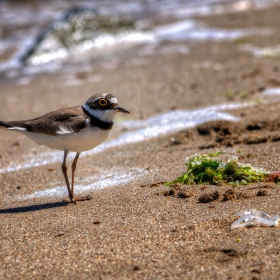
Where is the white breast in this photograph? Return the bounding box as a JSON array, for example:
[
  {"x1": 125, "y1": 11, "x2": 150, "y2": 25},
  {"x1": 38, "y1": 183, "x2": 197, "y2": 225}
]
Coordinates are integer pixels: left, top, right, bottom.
[{"x1": 21, "y1": 127, "x2": 110, "y2": 152}]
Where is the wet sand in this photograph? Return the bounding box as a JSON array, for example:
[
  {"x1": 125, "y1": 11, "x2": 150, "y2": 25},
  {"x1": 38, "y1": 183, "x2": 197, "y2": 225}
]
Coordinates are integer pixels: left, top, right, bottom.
[{"x1": 1, "y1": 6, "x2": 280, "y2": 279}]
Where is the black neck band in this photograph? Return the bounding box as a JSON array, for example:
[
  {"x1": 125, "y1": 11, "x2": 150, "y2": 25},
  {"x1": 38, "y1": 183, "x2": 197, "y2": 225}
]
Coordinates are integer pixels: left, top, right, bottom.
[{"x1": 82, "y1": 107, "x2": 114, "y2": 130}]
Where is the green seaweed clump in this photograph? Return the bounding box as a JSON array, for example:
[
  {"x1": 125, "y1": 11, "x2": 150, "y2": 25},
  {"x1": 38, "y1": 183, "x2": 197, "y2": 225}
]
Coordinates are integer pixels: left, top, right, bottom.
[{"x1": 167, "y1": 152, "x2": 269, "y2": 186}]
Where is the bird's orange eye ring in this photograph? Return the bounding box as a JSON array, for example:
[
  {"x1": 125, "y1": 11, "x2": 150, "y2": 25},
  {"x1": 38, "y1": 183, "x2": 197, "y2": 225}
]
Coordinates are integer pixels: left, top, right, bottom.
[{"x1": 98, "y1": 98, "x2": 108, "y2": 106}]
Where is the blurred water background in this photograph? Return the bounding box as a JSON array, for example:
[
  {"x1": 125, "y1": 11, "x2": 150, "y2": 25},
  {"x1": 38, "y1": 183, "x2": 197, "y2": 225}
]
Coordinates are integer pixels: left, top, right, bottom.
[{"x1": 1, "y1": 0, "x2": 279, "y2": 85}]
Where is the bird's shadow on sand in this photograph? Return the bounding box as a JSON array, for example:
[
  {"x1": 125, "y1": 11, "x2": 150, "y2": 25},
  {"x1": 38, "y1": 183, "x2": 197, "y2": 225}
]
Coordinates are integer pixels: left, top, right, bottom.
[{"x1": 0, "y1": 201, "x2": 69, "y2": 214}]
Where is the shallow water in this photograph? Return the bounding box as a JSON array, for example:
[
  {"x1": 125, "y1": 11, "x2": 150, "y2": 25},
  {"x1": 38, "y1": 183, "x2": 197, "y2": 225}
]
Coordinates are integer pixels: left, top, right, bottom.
[{"x1": 18, "y1": 168, "x2": 146, "y2": 200}]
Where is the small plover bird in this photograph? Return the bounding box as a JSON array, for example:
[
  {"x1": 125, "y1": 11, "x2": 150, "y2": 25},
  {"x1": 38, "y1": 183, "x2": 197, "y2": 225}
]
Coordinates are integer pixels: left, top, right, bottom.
[{"x1": 0, "y1": 93, "x2": 129, "y2": 202}]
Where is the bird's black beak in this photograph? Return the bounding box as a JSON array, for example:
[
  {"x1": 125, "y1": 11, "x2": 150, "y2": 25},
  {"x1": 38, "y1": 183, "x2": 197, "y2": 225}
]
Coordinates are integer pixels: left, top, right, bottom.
[{"x1": 114, "y1": 105, "x2": 130, "y2": 113}]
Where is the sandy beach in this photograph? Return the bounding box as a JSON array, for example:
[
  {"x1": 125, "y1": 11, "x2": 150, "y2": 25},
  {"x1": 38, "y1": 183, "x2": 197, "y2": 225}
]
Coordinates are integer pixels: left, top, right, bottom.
[{"x1": 1, "y1": 4, "x2": 280, "y2": 279}]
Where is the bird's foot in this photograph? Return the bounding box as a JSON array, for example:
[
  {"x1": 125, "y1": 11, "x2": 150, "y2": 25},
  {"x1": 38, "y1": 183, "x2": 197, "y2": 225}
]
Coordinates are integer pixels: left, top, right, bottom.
[{"x1": 70, "y1": 195, "x2": 91, "y2": 203}]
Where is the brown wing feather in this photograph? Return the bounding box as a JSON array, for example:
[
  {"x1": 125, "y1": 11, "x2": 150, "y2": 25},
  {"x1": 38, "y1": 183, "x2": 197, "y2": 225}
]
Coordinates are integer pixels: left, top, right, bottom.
[{"x1": 5, "y1": 106, "x2": 87, "y2": 136}]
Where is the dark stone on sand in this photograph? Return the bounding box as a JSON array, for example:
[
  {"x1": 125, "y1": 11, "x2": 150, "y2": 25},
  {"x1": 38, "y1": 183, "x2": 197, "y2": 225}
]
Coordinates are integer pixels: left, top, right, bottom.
[
  {"x1": 198, "y1": 190, "x2": 220, "y2": 203},
  {"x1": 177, "y1": 187, "x2": 193, "y2": 198},
  {"x1": 221, "y1": 189, "x2": 253, "y2": 201},
  {"x1": 256, "y1": 190, "x2": 268, "y2": 196},
  {"x1": 243, "y1": 134, "x2": 268, "y2": 144}
]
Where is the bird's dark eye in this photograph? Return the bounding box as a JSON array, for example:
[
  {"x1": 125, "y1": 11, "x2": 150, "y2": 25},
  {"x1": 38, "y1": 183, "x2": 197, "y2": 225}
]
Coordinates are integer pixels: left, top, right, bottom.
[{"x1": 98, "y1": 98, "x2": 108, "y2": 106}]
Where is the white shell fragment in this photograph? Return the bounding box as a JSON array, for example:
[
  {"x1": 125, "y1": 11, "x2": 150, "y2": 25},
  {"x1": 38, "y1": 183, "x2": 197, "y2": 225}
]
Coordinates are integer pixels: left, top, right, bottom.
[{"x1": 231, "y1": 209, "x2": 279, "y2": 229}]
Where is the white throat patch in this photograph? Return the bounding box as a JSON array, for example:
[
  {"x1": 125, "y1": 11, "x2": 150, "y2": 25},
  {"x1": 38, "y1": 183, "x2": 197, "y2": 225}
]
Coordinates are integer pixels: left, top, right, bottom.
[{"x1": 83, "y1": 104, "x2": 118, "y2": 122}]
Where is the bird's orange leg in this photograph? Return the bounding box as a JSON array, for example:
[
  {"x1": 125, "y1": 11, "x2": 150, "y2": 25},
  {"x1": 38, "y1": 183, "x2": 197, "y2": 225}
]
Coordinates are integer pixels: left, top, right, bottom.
[
  {"x1": 70, "y1": 152, "x2": 91, "y2": 202},
  {"x1": 61, "y1": 150, "x2": 73, "y2": 201}
]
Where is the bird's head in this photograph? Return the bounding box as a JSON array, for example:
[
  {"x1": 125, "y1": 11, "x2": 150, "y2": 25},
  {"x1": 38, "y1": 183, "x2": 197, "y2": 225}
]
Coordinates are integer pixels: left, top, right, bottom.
[{"x1": 82, "y1": 93, "x2": 129, "y2": 122}]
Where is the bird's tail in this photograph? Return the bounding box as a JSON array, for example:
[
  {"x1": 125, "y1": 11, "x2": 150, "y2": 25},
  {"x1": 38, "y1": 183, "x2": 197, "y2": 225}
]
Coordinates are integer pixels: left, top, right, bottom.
[
  {"x1": 0, "y1": 121, "x2": 10, "y2": 129},
  {"x1": 0, "y1": 120, "x2": 27, "y2": 131}
]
